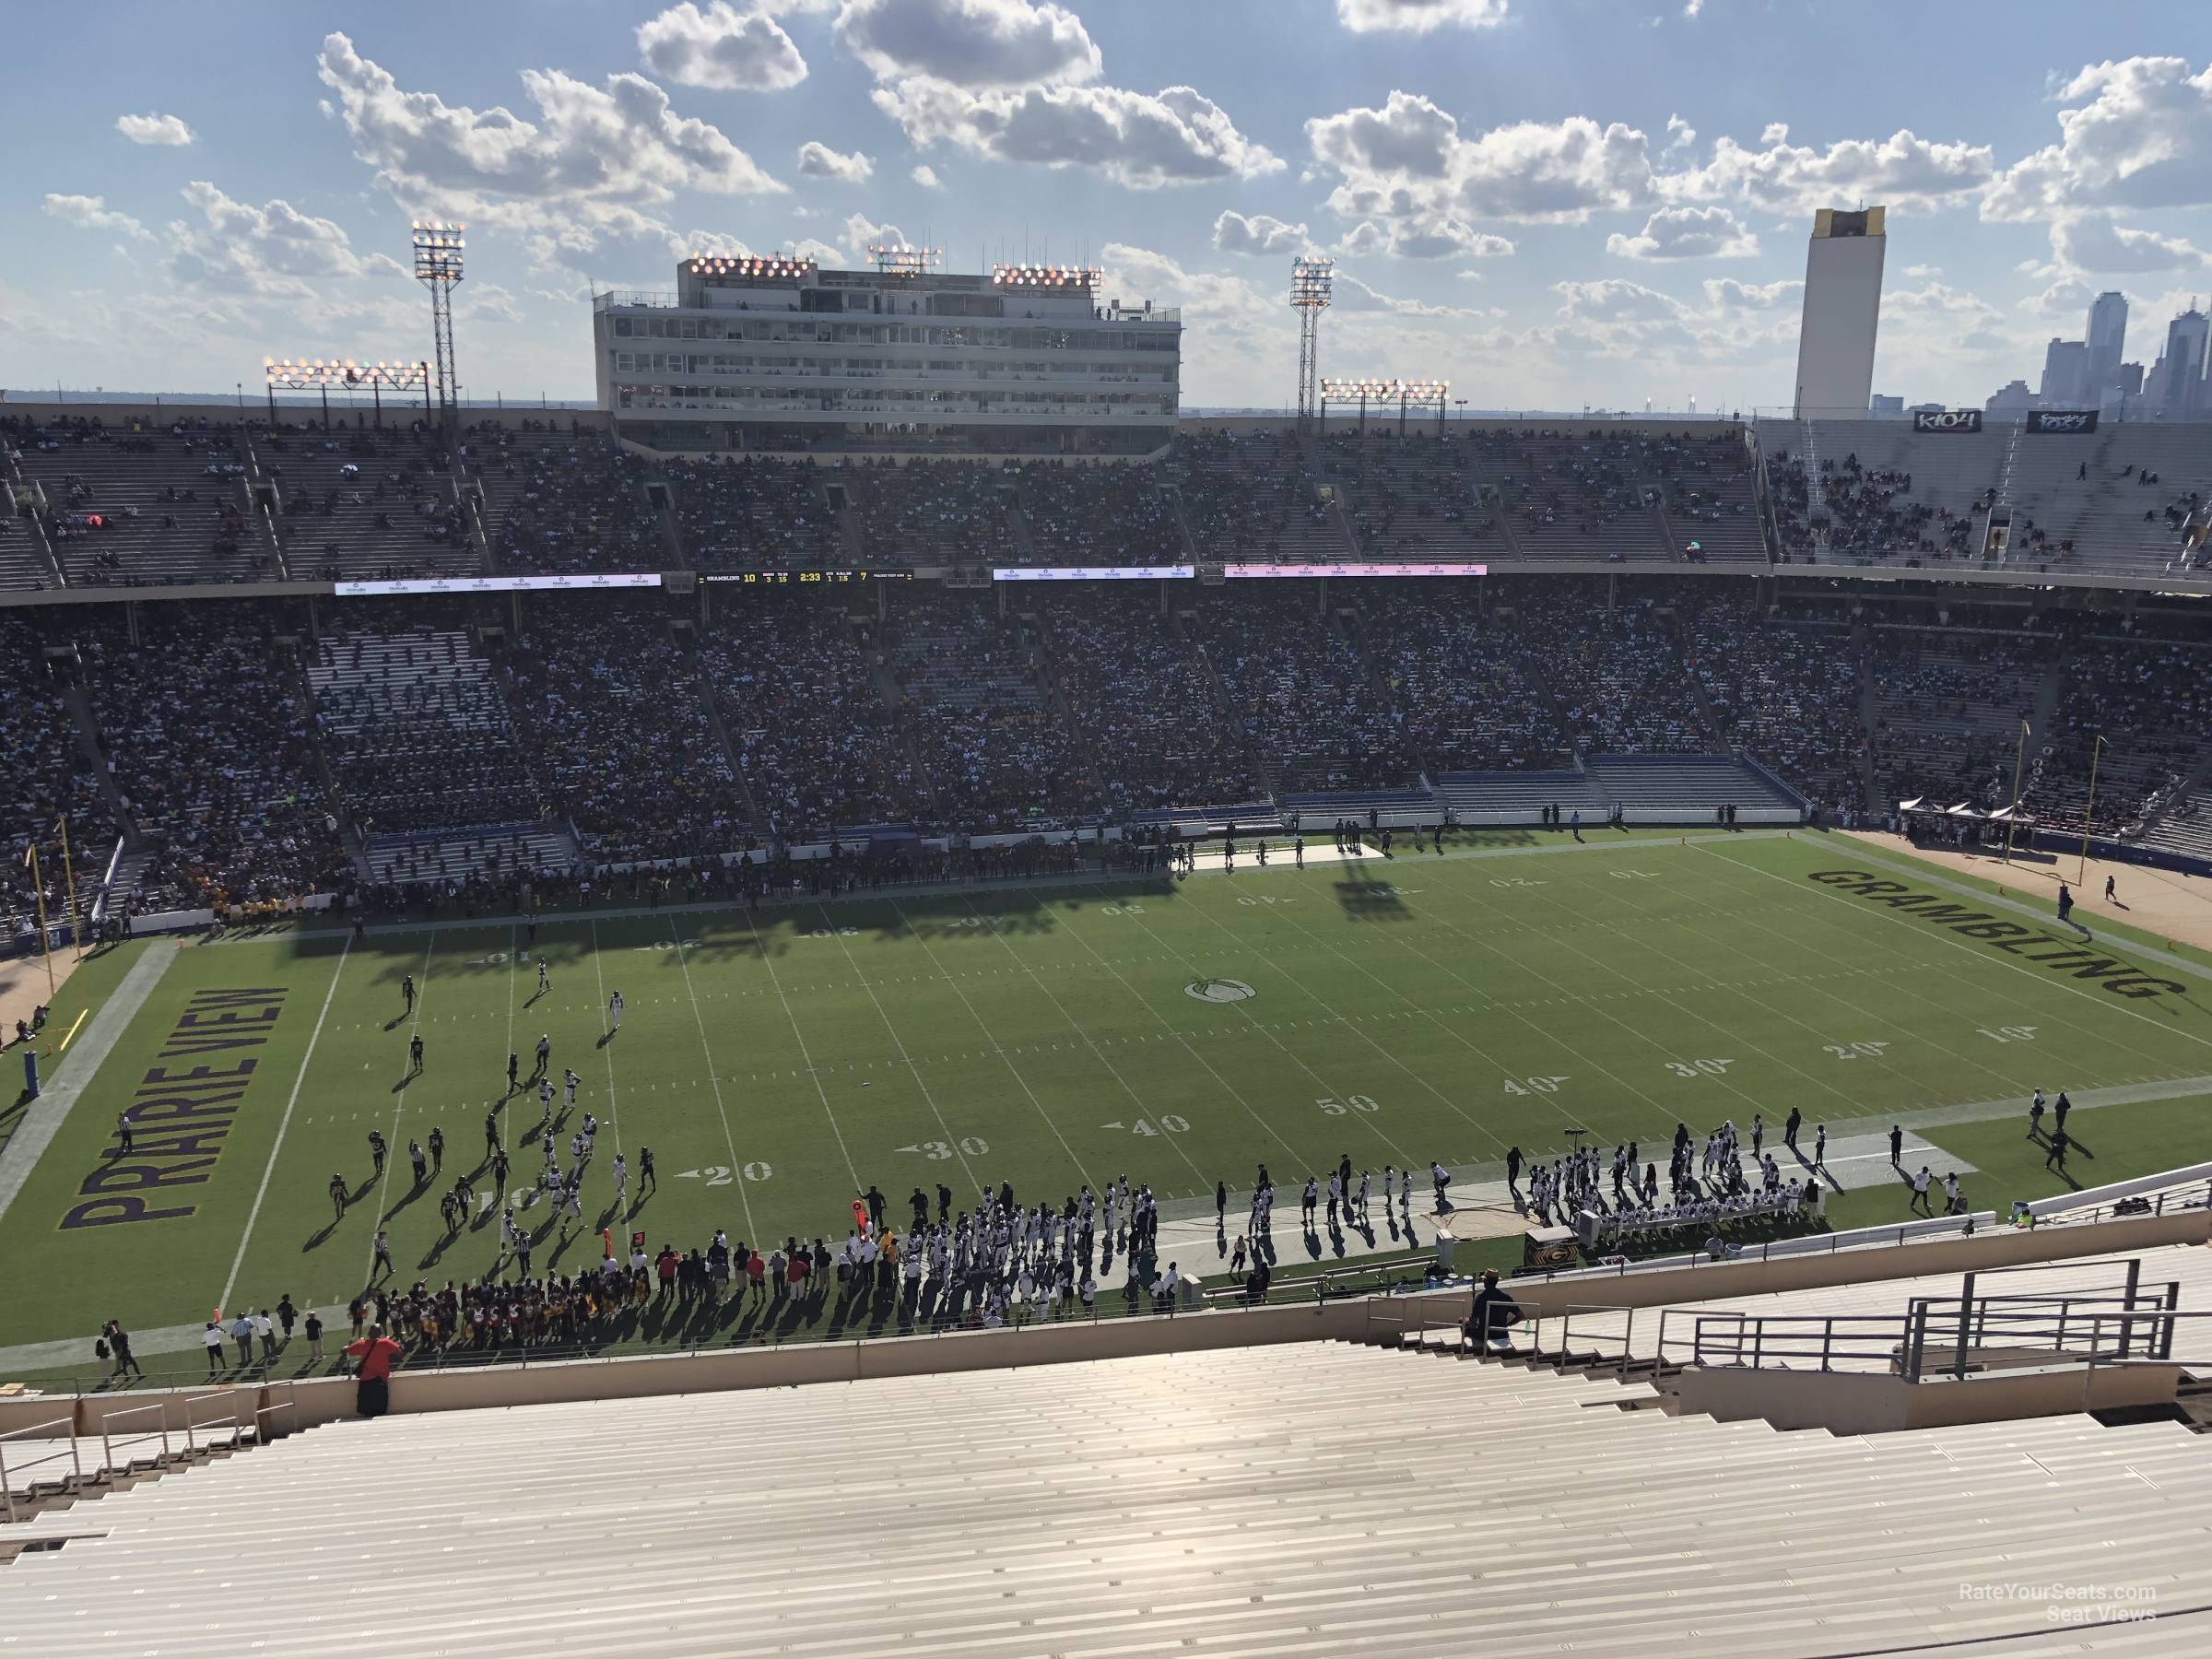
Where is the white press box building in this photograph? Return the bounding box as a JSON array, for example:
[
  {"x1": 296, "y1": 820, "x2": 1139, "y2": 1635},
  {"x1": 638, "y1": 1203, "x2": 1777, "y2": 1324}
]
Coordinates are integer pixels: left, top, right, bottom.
[{"x1": 592, "y1": 253, "x2": 1182, "y2": 456}]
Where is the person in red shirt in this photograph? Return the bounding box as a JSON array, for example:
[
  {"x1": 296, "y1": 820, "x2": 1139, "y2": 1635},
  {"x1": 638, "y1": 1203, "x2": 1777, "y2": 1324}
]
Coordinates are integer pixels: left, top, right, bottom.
[{"x1": 344, "y1": 1323, "x2": 404, "y2": 1419}]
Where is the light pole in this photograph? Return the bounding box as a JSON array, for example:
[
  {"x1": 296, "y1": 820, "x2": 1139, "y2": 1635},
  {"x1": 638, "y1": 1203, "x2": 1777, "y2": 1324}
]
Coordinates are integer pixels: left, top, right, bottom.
[
  {"x1": 1289, "y1": 257, "x2": 1334, "y2": 432},
  {"x1": 411, "y1": 222, "x2": 465, "y2": 433}
]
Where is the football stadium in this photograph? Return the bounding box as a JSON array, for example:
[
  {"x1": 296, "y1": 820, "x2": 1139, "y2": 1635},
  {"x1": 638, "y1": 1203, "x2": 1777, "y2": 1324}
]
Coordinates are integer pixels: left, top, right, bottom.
[{"x1": 7, "y1": 5, "x2": 2212, "y2": 1652}]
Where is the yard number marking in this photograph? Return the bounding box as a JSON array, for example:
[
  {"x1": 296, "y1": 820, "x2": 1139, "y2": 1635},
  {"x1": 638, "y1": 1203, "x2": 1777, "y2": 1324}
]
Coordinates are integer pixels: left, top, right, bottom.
[
  {"x1": 1665, "y1": 1058, "x2": 1735, "y2": 1077},
  {"x1": 1502, "y1": 1075, "x2": 1570, "y2": 1095},
  {"x1": 1978, "y1": 1025, "x2": 2039, "y2": 1043},
  {"x1": 1315, "y1": 1094, "x2": 1382, "y2": 1115},
  {"x1": 1822, "y1": 1041, "x2": 1891, "y2": 1060}
]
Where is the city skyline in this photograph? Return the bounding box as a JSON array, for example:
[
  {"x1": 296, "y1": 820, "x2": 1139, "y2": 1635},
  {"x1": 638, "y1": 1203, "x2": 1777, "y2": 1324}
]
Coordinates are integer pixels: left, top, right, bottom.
[{"x1": 8, "y1": 2, "x2": 2212, "y2": 415}]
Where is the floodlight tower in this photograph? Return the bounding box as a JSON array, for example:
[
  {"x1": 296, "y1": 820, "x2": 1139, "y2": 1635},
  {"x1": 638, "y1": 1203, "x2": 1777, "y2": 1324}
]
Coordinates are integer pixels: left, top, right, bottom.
[
  {"x1": 264, "y1": 358, "x2": 429, "y2": 429},
  {"x1": 1289, "y1": 256, "x2": 1334, "y2": 431},
  {"x1": 411, "y1": 222, "x2": 465, "y2": 433}
]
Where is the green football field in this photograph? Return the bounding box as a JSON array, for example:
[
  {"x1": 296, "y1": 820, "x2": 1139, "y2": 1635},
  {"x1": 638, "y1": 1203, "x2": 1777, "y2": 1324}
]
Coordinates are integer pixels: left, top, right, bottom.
[{"x1": 5, "y1": 827, "x2": 2210, "y2": 1374}]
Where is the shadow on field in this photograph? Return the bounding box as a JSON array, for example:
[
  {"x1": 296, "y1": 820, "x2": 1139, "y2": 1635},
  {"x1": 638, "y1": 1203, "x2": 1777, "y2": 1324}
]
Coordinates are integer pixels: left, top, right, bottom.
[{"x1": 1331, "y1": 875, "x2": 1414, "y2": 923}]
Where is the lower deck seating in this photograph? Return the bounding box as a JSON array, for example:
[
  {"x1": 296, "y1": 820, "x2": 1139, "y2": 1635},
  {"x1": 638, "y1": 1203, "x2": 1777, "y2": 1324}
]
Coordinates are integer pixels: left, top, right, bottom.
[{"x1": 6, "y1": 1342, "x2": 2211, "y2": 1655}]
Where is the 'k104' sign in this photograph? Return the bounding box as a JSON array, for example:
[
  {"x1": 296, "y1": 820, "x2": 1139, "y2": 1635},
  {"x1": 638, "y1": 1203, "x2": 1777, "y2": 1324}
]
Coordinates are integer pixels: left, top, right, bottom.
[{"x1": 1911, "y1": 408, "x2": 1983, "y2": 433}]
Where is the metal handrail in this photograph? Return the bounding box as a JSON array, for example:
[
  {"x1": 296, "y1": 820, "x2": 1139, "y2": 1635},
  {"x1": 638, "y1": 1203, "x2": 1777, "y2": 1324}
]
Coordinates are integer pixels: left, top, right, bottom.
[
  {"x1": 0, "y1": 1417, "x2": 83, "y2": 1523},
  {"x1": 97, "y1": 1401, "x2": 173, "y2": 1477}
]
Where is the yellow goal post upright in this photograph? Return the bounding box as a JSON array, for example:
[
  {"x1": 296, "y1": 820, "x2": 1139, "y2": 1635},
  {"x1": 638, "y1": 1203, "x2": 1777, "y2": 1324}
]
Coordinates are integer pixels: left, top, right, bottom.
[
  {"x1": 56, "y1": 815, "x2": 85, "y2": 963},
  {"x1": 2001, "y1": 717, "x2": 2029, "y2": 865},
  {"x1": 21, "y1": 840, "x2": 53, "y2": 1001},
  {"x1": 2077, "y1": 734, "x2": 2106, "y2": 886}
]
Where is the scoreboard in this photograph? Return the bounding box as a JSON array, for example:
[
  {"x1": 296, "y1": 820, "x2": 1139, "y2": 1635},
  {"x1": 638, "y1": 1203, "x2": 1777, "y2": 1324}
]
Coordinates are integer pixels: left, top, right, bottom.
[{"x1": 700, "y1": 571, "x2": 914, "y2": 585}]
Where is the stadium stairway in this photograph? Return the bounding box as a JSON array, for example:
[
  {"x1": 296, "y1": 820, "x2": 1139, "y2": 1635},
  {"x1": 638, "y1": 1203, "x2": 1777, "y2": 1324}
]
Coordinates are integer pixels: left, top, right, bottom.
[{"x1": 6, "y1": 1347, "x2": 2212, "y2": 1654}]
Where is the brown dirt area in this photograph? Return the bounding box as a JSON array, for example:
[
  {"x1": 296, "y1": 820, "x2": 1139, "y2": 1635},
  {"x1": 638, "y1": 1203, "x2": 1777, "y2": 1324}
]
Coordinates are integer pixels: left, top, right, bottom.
[{"x1": 1840, "y1": 830, "x2": 2212, "y2": 958}]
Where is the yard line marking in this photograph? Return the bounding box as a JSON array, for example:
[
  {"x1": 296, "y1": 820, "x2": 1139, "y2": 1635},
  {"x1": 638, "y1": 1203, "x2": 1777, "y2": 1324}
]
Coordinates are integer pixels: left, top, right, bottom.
[
  {"x1": 1166, "y1": 883, "x2": 1475, "y2": 1164},
  {"x1": 499, "y1": 923, "x2": 516, "y2": 1158},
  {"x1": 1524, "y1": 855, "x2": 1950, "y2": 1108},
  {"x1": 1382, "y1": 861, "x2": 1809, "y2": 1129},
  {"x1": 1033, "y1": 892, "x2": 1322, "y2": 1169},
  {"x1": 668, "y1": 919, "x2": 758, "y2": 1239},
  {"x1": 362, "y1": 936, "x2": 438, "y2": 1288},
  {"x1": 1592, "y1": 856, "x2": 2036, "y2": 1099},
  {"x1": 898, "y1": 897, "x2": 1117, "y2": 1187},
  {"x1": 739, "y1": 905, "x2": 859, "y2": 1186},
  {"x1": 1692, "y1": 842, "x2": 2212, "y2": 1059},
  {"x1": 218, "y1": 935, "x2": 352, "y2": 1313},
  {"x1": 588, "y1": 921, "x2": 622, "y2": 1158},
  {"x1": 816, "y1": 906, "x2": 981, "y2": 1197}
]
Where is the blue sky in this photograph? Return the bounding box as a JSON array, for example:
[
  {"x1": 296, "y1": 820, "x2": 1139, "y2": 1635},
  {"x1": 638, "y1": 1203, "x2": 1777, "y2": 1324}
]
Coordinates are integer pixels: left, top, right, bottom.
[{"x1": 9, "y1": 0, "x2": 2212, "y2": 413}]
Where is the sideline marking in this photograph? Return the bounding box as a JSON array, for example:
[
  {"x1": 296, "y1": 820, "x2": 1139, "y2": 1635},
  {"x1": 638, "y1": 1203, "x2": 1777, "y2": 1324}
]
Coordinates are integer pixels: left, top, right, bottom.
[
  {"x1": 0, "y1": 943, "x2": 176, "y2": 1228},
  {"x1": 218, "y1": 936, "x2": 351, "y2": 1313},
  {"x1": 57, "y1": 1008, "x2": 88, "y2": 1053}
]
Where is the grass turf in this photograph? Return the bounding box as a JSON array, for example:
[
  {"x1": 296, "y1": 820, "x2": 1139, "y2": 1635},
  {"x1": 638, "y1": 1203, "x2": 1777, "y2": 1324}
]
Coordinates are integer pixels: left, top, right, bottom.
[{"x1": 5, "y1": 828, "x2": 2210, "y2": 1363}]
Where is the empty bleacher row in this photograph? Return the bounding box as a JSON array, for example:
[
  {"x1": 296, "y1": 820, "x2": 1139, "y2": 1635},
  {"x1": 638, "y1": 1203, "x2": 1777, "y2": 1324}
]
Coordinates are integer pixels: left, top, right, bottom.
[
  {"x1": 6, "y1": 1341, "x2": 2212, "y2": 1654},
  {"x1": 1762, "y1": 416, "x2": 2210, "y2": 578}
]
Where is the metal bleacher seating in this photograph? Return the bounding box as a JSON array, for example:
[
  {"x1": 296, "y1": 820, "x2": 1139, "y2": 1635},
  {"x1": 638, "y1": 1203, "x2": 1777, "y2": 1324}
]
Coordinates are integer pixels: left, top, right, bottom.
[
  {"x1": 1018, "y1": 460, "x2": 1185, "y2": 566},
  {"x1": 1762, "y1": 416, "x2": 2212, "y2": 579},
  {"x1": 1172, "y1": 429, "x2": 1347, "y2": 562},
  {"x1": 1585, "y1": 754, "x2": 1801, "y2": 815},
  {"x1": 1870, "y1": 625, "x2": 2051, "y2": 805},
  {"x1": 252, "y1": 429, "x2": 478, "y2": 582},
  {"x1": 1325, "y1": 431, "x2": 1499, "y2": 562},
  {"x1": 9, "y1": 423, "x2": 272, "y2": 585},
  {"x1": 7, "y1": 1341, "x2": 2212, "y2": 1653},
  {"x1": 661, "y1": 453, "x2": 844, "y2": 569},
  {"x1": 849, "y1": 459, "x2": 1018, "y2": 564},
  {"x1": 310, "y1": 627, "x2": 545, "y2": 845}
]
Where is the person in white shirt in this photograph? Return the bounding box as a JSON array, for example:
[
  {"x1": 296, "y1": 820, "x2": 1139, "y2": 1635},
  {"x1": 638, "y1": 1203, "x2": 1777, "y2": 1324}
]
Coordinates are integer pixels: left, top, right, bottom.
[
  {"x1": 203, "y1": 1321, "x2": 226, "y2": 1377},
  {"x1": 608, "y1": 991, "x2": 624, "y2": 1032},
  {"x1": 563, "y1": 1068, "x2": 580, "y2": 1108},
  {"x1": 610, "y1": 1153, "x2": 629, "y2": 1204}
]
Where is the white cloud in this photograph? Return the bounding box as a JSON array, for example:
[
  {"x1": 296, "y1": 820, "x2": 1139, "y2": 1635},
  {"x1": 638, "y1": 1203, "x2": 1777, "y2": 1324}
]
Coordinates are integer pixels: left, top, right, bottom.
[
  {"x1": 790, "y1": 236, "x2": 846, "y2": 265},
  {"x1": 874, "y1": 76, "x2": 1281, "y2": 188},
  {"x1": 1212, "y1": 209, "x2": 1309, "y2": 255},
  {"x1": 2049, "y1": 212, "x2": 2210, "y2": 273},
  {"x1": 1307, "y1": 93, "x2": 1655, "y2": 225},
  {"x1": 1339, "y1": 216, "x2": 1514, "y2": 260},
  {"x1": 636, "y1": 3, "x2": 809, "y2": 92},
  {"x1": 1663, "y1": 113, "x2": 1696, "y2": 155},
  {"x1": 165, "y1": 180, "x2": 404, "y2": 297},
  {"x1": 115, "y1": 112, "x2": 194, "y2": 147},
  {"x1": 1551, "y1": 277, "x2": 1690, "y2": 325},
  {"x1": 316, "y1": 30, "x2": 782, "y2": 256},
  {"x1": 911, "y1": 163, "x2": 944, "y2": 188},
  {"x1": 1665, "y1": 125, "x2": 1994, "y2": 215},
  {"x1": 1905, "y1": 263, "x2": 1944, "y2": 277},
  {"x1": 1606, "y1": 204, "x2": 1758, "y2": 259},
  {"x1": 1701, "y1": 276, "x2": 1800, "y2": 311},
  {"x1": 841, "y1": 211, "x2": 909, "y2": 262},
  {"x1": 1335, "y1": 0, "x2": 1509, "y2": 33},
  {"x1": 836, "y1": 0, "x2": 1100, "y2": 89},
  {"x1": 42, "y1": 193, "x2": 150, "y2": 241},
  {"x1": 796, "y1": 140, "x2": 875, "y2": 182},
  {"x1": 1682, "y1": 0, "x2": 1703, "y2": 17},
  {"x1": 1985, "y1": 57, "x2": 2212, "y2": 221}
]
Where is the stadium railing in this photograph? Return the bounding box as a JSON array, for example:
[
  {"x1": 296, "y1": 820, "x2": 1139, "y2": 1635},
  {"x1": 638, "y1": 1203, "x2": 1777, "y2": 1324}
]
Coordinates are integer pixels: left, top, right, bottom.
[{"x1": 0, "y1": 1415, "x2": 81, "y2": 1522}]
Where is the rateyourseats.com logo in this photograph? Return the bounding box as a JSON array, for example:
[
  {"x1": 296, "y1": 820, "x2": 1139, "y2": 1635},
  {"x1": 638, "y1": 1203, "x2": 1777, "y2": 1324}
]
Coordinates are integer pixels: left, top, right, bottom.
[
  {"x1": 1959, "y1": 1583, "x2": 2158, "y2": 1626},
  {"x1": 1184, "y1": 978, "x2": 1256, "y2": 1004}
]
